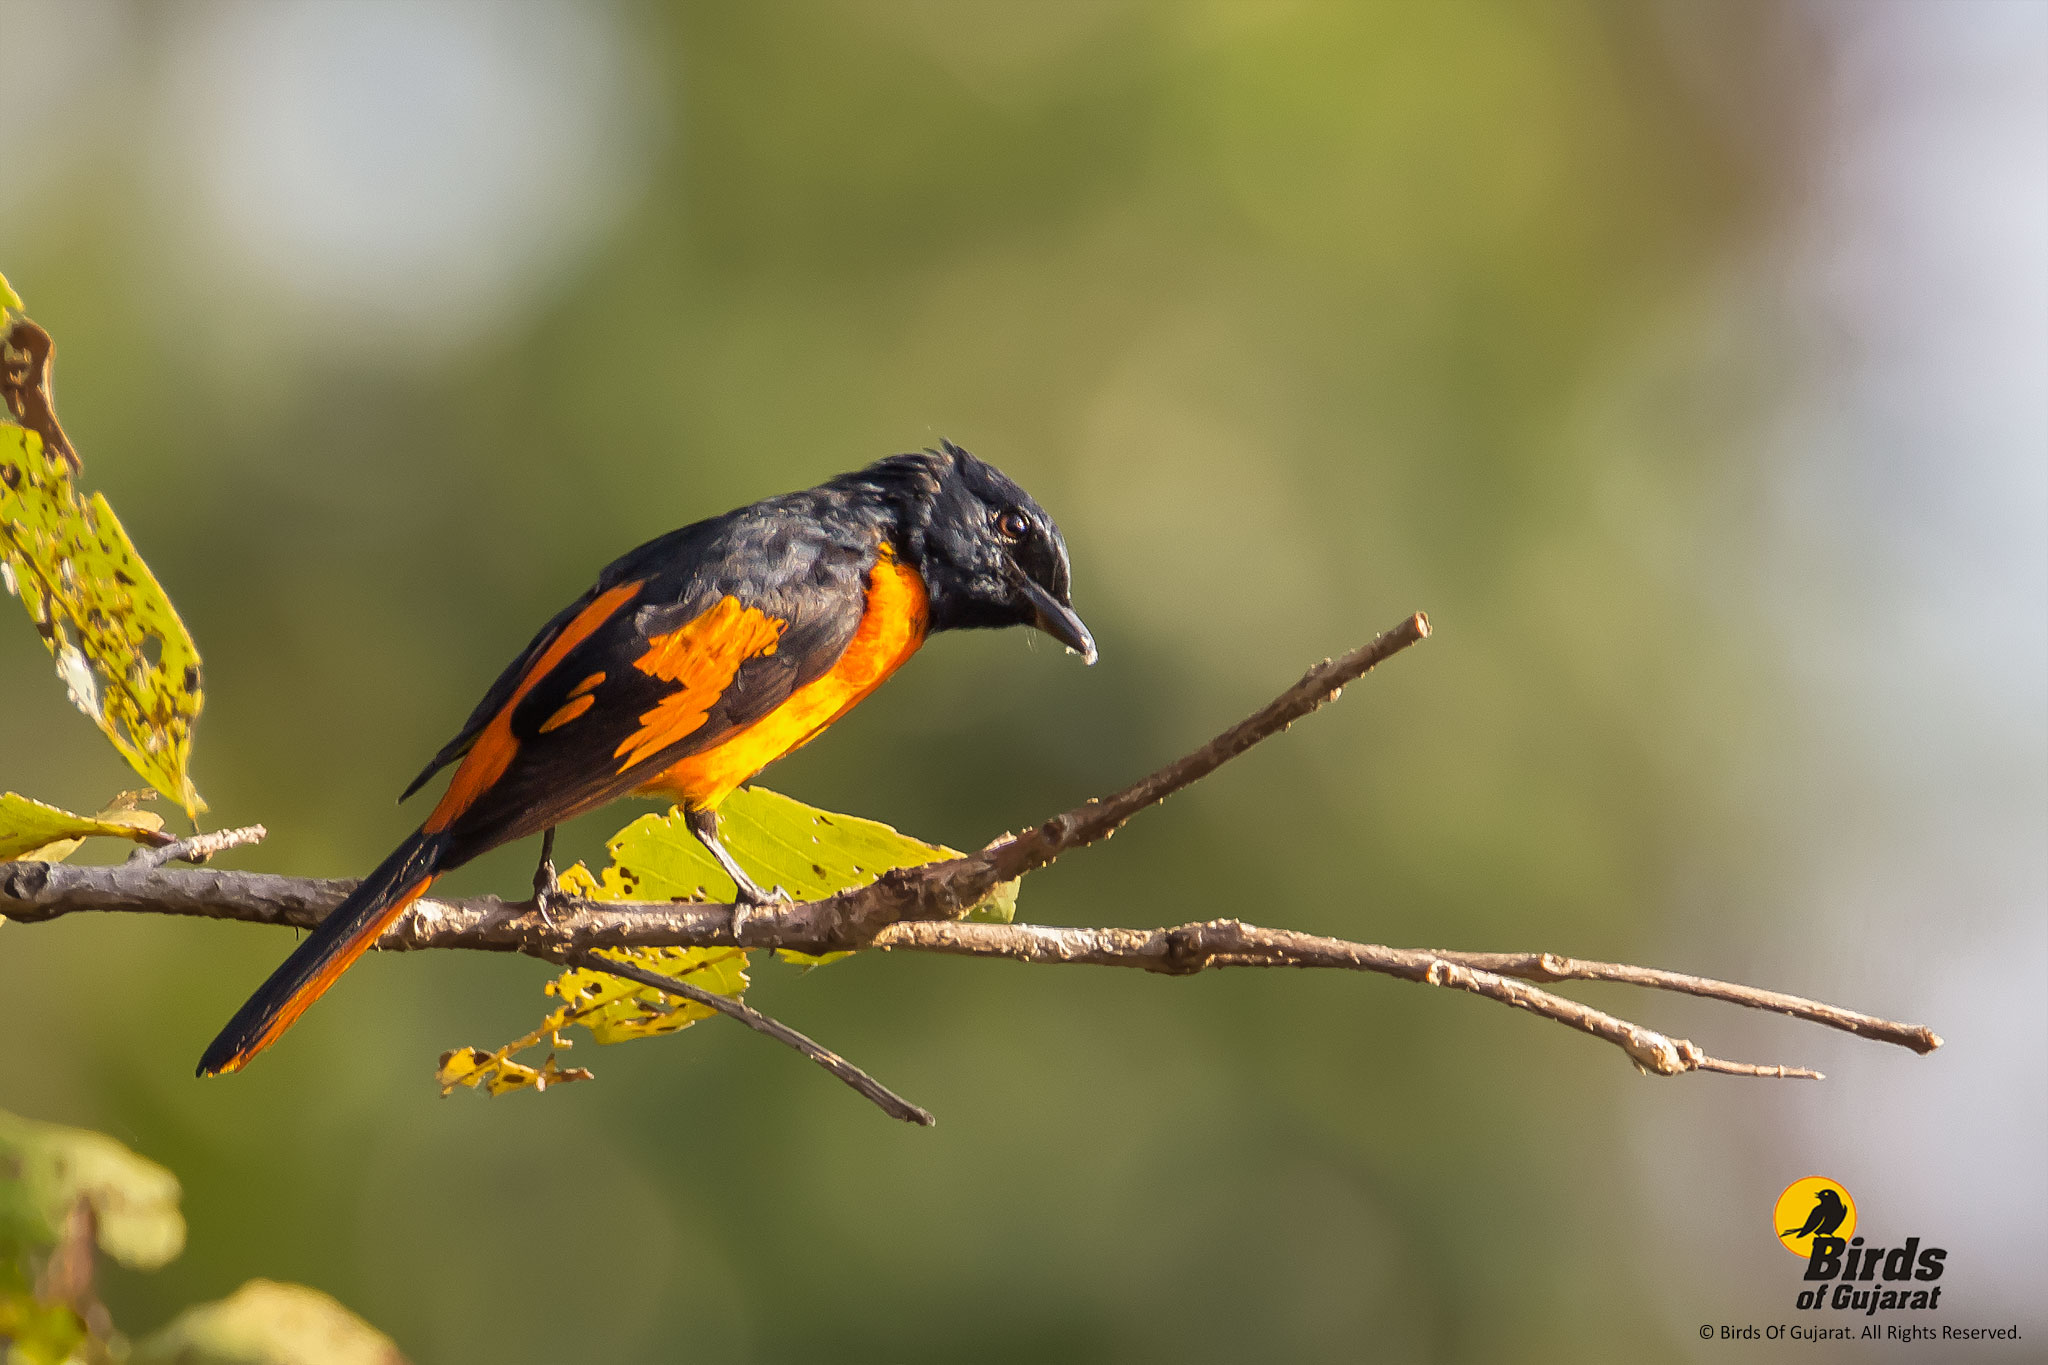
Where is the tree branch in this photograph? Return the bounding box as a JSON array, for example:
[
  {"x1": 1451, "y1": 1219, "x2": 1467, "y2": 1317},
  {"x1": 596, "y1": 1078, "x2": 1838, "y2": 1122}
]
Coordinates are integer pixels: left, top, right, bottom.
[{"x1": 1, "y1": 612, "x2": 1942, "y2": 1101}]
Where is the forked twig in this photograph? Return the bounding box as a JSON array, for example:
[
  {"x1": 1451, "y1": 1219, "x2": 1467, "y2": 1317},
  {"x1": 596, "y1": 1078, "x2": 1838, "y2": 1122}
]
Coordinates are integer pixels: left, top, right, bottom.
[{"x1": 124, "y1": 824, "x2": 269, "y2": 870}]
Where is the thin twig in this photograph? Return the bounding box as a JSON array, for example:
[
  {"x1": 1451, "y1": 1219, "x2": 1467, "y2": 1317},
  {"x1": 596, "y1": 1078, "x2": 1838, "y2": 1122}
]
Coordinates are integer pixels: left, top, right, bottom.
[
  {"x1": 1415, "y1": 948, "x2": 1942, "y2": 1055},
  {"x1": 870, "y1": 919, "x2": 1831, "y2": 1079},
  {"x1": 558, "y1": 948, "x2": 934, "y2": 1126},
  {"x1": 124, "y1": 824, "x2": 268, "y2": 870},
  {"x1": 813, "y1": 612, "x2": 1439, "y2": 940}
]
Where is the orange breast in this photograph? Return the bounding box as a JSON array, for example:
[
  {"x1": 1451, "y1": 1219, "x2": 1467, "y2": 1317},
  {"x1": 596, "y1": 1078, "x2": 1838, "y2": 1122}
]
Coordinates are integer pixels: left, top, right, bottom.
[{"x1": 635, "y1": 547, "x2": 929, "y2": 810}]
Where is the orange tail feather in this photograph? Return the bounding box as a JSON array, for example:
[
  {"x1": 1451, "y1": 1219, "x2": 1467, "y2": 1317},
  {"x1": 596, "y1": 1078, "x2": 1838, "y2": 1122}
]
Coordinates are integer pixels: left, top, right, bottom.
[{"x1": 198, "y1": 832, "x2": 445, "y2": 1076}]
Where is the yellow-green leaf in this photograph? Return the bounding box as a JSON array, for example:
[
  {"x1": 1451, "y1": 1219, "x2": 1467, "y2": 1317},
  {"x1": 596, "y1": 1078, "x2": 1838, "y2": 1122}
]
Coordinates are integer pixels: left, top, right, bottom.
[
  {"x1": 0, "y1": 272, "x2": 21, "y2": 315},
  {"x1": 131, "y1": 1278, "x2": 409, "y2": 1365},
  {"x1": 534, "y1": 860, "x2": 755, "y2": 1046},
  {"x1": 0, "y1": 1108, "x2": 185, "y2": 1271},
  {"x1": 589, "y1": 787, "x2": 1017, "y2": 967},
  {"x1": 437, "y1": 787, "x2": 1017, "y2": 1093},
  {"x1": 0, "y1": 790, "x2": 166, "y2": 862},
  {"x1": 2, "y1": 292, "x2": 206, "y2": 818}
]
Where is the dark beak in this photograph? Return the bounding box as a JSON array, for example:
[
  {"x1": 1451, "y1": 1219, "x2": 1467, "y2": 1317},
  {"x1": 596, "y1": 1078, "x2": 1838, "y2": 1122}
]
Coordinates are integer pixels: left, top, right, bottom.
[{"x1": 1018, "y1": 575, "x2": 1098, "y2": 665}]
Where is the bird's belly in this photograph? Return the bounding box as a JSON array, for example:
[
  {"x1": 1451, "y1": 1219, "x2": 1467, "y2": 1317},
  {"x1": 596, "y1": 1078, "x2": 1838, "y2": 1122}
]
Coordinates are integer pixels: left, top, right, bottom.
[{"x1": 635, "y1": 555, "x2": 929, "y2": 810}]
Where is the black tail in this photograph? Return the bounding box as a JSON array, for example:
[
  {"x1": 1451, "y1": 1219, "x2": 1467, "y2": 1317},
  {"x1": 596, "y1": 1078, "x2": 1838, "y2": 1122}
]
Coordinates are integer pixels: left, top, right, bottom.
[{"x1": 197, "y1": 830, "x2": 449, "y2": 1077}]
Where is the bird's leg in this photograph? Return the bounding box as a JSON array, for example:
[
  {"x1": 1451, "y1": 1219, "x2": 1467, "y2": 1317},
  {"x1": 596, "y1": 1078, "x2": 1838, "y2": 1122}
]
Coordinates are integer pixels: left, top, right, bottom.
[
  {"x1": 684, "y1": 805, "x2": 785, "y2": 944},
  {"x1": 531, "y1": 826, "x2": 560, "y2": 931}
]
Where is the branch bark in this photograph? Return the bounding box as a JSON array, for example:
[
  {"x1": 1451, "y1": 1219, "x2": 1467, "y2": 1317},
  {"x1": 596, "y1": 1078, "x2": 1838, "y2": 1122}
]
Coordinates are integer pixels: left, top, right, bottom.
[{"x1": 1, "y1": 612, "x2": 1942, "y2": 1112}]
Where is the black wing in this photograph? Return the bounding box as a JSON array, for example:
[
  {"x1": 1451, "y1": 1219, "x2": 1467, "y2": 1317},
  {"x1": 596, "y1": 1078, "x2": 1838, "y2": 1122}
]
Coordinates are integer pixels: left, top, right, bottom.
[{"x1": 425, "y1": 506, "x2": 881, "y2": 861}]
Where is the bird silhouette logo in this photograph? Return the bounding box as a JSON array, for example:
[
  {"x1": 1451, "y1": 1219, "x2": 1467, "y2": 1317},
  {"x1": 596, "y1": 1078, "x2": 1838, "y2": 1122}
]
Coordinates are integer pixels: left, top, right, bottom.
[
  {"x1": 1782, "y1": 1188, "x2": 1848, "y2": 1239},
  {"x1": 1773, "y1": 1177, "x2": 1858, "y2": 1257}
]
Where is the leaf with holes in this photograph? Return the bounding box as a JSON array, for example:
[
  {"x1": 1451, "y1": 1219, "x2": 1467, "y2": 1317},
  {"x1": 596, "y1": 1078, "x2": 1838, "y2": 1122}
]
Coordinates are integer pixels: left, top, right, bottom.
[
  {"x1": 585, "y1": 786, "x2": 1018, "y2": 968},
  {"x1": 436, "y1": 787, "x2": 1017, "y2": 1093},
  {"x1": 1, "y1": 275, "x2": 205, "y2": 818},
  {"x1": 434, "y1": 1046, "x2": 592, "y2": 1098}
]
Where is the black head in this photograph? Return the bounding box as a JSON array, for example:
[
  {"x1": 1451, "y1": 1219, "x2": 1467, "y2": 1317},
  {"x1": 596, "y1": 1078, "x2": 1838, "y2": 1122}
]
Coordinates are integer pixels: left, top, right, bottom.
[{"x1": 862, "y1": 440, "x2": 1095, "y2": 664}]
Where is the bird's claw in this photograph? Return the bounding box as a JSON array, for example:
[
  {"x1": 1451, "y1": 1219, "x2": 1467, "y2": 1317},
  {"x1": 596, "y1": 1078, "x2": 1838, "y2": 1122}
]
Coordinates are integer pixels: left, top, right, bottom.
[
  {"x1": 729, "y1": 883, "x2": 791, "y2": 945},
  {"x1": 532, "y1": 860, "x2": 561, "y2": 932}
]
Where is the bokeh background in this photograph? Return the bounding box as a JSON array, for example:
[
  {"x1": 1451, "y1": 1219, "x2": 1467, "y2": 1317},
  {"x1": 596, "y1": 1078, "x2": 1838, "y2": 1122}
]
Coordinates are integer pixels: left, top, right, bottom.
[{"x1": 3, "y1": 2, "x2": 2043, "y2": 1362}]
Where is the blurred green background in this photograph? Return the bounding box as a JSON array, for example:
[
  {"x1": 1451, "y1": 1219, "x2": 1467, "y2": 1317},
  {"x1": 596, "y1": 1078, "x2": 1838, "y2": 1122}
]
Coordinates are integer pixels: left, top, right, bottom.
[{"x1": 3, "y1": 2, "x2": 2043, "y2": 1362}]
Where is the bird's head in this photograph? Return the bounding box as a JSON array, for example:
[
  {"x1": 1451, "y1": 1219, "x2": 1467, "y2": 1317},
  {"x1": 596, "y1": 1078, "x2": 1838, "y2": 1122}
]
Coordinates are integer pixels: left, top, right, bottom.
[{"x1": 877, "y1": 440, "x2": 1095, "y2": 664}]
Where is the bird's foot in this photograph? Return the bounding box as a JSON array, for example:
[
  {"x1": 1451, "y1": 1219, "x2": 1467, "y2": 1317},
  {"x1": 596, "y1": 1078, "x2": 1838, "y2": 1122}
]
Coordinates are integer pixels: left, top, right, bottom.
[
  {"x1": 531, "y1": 833, "x2": 563, "y2": 933},
  {"x1": 728, "y1": 881, "x2": 792, "y2": 946}
]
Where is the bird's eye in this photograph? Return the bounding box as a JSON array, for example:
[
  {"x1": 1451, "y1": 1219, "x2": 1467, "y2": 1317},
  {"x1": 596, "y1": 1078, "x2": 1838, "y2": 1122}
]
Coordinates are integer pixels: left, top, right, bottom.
[{"x1": 994, "y1": 508, "x2": 1031, "y2": 542}]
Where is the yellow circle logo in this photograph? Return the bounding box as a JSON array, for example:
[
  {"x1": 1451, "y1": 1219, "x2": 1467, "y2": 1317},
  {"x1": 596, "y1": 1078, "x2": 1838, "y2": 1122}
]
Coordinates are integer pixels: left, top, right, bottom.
[{"x1": 1774, "y1": 1176, "x2": 1857, "y2": 1258}]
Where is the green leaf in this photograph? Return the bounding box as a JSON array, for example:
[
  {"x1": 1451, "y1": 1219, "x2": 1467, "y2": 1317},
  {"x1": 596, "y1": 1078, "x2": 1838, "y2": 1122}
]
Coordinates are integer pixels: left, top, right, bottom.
[
  {"x1": 0, "y1": 272, "x2": 21, "y2": 316},
  {"x1": 2, "y1": 292, "x2": 206, "y2": 818},
  {"x1": 0, "y1": 790, "x2": 166, "y2": 862},
  {"x1": 0, "y1": 1109, "x2": 185, "y2": 1272},
  {"x1": 131, "y1": 1279, "x2": 409, "y2": 1365},
  {"x1": 547, "y1": 938, "x2": 751, "y2": 1045},
  {"x1": 437, "y1": 787, "x2": 1017, "y2": 1092},
  {"x1": 587, "y1": 787, "x2": 1016, "y2": 966}
]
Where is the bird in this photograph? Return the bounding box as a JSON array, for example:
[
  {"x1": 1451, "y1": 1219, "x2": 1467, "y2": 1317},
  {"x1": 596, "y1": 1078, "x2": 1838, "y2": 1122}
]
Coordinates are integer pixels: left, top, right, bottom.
[
  {"x1": 197, "y1": 441, "x2": 1094, "y2": 1077},
  {"x1": 1781, "y1": 1188, "x2": 1849, "y2": 1240}
]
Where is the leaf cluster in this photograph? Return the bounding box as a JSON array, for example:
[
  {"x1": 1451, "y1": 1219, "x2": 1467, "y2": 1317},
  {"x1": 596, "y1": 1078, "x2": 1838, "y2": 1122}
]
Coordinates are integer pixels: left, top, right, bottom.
[
  {"x1": 437, "y1": 787, "x2": 1018, "y2": 1095},
  {"x1": 0, "y1": 1110, "x2": 405, "y2": 1365},
  {"x1": 0, "y1": 1110, "x2": 181, "y2": 1365}
]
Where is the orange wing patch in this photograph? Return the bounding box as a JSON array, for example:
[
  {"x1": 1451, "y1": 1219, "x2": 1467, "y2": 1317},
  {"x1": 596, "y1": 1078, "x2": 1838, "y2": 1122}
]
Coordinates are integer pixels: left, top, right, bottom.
[
  {"x1": 635, "y1": 548, "x2": 929, "y2": 810},
  {"x1": 423, "y1": 580, "x2": 645, "y2": 833},
  {"x1": 612, "y1": 595, "x2": 788, "y2": 771},
  {"x1": 538, "y1": 693, "x2": 596, "y2": 733}
]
